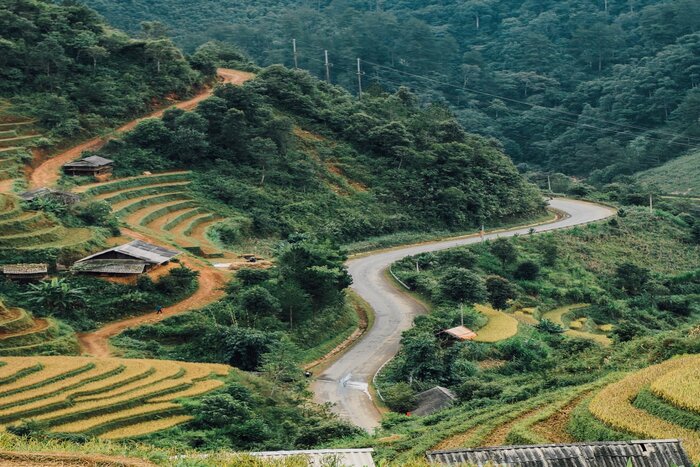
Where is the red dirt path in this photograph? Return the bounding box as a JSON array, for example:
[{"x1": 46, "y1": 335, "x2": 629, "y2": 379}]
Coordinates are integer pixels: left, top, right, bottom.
[
  {"x1": 28, "y1": 69, "x2": 254, "y2": 190},
  {"x1": 77, "y1": 228, "x2": 227, "y2": 357}
]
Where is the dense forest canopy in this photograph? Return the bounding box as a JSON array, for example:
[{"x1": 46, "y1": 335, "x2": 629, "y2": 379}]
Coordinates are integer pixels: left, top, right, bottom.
[
  {"x1": 80, "y1": 0, "x2": 700, "y2": 180},
  {"x1": 0, "y1": 0, "x2": 212, "y2": 140}
]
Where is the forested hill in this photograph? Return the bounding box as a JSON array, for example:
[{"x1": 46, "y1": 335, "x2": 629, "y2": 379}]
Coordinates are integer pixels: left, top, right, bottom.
[
  {"x1": 0, "y1": 0, "x2": 214, "y2": 141},
  {"x1": 81, "y1": 0, "x2": 700, "y2": 180}
]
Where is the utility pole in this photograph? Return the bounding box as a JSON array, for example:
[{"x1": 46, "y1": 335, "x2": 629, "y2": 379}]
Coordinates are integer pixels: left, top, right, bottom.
[
  {"x1": 292, "y1": 39, "x2": 298, "y2": 69},
  {"x1": 357, "y1": 58, "x2": 363, "y2": 99},
  {"x1": 649, "y1": 193, "x2": 653, "y2": 214},
  {"x1": 547, "y1": 174, "x2": 552, "y2": 192},
  {"x1": 460, "y1": 303, "x2": 464, "y2": 327},
  {"x1": 324, "y1": 50, "x2": 331, "y2": 83}
]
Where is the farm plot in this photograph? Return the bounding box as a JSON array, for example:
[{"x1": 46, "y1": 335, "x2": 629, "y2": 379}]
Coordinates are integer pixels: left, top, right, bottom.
[
  {"x1": 77, "y1": 173, "x2": 228, "y2": 258},
  {"x1": 0, "y1": 301, "x2": 78, "y2": 356},
  {"x1": 587, "y1": 354, "x2": 700, "y2": 462},
  {"x1": 0, "y1": 356, "x2": 231, "y2": 440},
  {"x1": 0, "y1": 115, "x2": 40, "y2": 185},
  {"x1": 0, "y1": 194, "x2": 98, "y2": 260},
  {"x1": 473, "y1": 304, "x2": 519, "y2": 342},
  {"x1": 541, "y1": 304, "x2": 612, "y2": 346}
]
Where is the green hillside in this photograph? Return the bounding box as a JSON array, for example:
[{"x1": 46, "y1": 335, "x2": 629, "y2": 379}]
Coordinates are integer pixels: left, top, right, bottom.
[
  {"x1": 637, "y1": 151, "x2": 700, "y2": 196},
  {"x1": 82, "y1": 0, "x2": 700, "y2": 179}
]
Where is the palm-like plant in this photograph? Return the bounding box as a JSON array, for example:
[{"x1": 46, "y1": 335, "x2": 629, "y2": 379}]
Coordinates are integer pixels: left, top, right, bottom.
[{"x1": 22, "y1": 278, "x2": 86, "y2": 313}]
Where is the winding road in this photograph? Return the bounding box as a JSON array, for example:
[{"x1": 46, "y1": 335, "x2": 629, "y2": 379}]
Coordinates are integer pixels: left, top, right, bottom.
[{"x1": 312, "y1": 198, "x2": 616, "y2": 431}]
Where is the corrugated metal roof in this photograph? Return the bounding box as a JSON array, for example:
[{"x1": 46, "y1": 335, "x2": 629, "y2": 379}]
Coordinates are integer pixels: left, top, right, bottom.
[
  {"x1": 250, "y1": 448, "x2": 375, "y2": 467},
  {"x1": 426, "y1": 439, "x2": 693, "y2": 467},
  {"x1": 64, "y1": 155, "x2": 113, "y2": 168},
  {"x1": 71, "y1": 259, "x2": 146, "y2": 274},
  {"x1": 2, "y1": 263, "x2": 48, "y2": 274},
  {"x1": 413, "y1": 386, "x2": 457, "y2": 416},
  {"x1": 76, "y1": 240, "x2": 179, "y2": 265},
  {"x1": 443, "y1": 326, "x2": 477, "y2": 340}
]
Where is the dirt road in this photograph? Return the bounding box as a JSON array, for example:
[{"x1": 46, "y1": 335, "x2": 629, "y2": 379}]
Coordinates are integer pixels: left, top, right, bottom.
[
  {"x1": 28, "y1": 69, "x2": 254, "y2": 189},
  {"x1": 78, "y1": 229, "x2": 227, "y2": 357},
  {"x1": 312, "y1": 198, "x2": 616, "y2": 431}
]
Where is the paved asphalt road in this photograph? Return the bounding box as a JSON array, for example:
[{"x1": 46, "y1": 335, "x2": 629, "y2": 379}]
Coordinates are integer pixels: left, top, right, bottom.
[{"x1": 311, "y1": 198, "x2": 616, "y2": 432}]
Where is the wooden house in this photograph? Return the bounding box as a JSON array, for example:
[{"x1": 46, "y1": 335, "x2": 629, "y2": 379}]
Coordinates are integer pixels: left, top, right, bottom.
[
  {"x1": 63, "y1": 155, "x2": 114, "y2": 177},
  {"x1": 2, "y1": 263, "x2": 49, "y2": 281},
  {"x1": 72, "y1": 240, "x2": 179, "y2": 277}
]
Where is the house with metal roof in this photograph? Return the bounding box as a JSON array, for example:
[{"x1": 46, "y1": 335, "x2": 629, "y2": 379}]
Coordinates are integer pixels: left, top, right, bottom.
[
  {"x1": 63, "y1": 155, "x2": 114, "y2": 177},
  {"x1": 426, "y1": 439, "x2": 693, "y2": 466},
  {"x1": 249, "y1": 448, "x2": 376, "y2": 467},
  {"x1": 412, "y1": 386, "x2": 457, "y2": 416},
  {"x1": 440, "y1": 325, "x2": 478, "y2": 342},
  {"x1": 2, "y1": 263, "x2": 48, "y2": 280},
  {"x1": 19, "y1": 187, "x2": 80, "y2": 205},
  {"x1": 72, "y1": 240, "x2": 179, "y2": 276}
]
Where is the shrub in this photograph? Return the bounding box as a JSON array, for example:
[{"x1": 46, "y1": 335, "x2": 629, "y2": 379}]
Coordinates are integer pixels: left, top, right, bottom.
[
  {"x1": 486, "y1": 275, "x2": 517, "y2": 309},
  {"x1": 383, "y1": 383, "x2": 416, "y2": 413},
  {"x1": 514, "y1": 260, "x2": 540, "y2": 280}
]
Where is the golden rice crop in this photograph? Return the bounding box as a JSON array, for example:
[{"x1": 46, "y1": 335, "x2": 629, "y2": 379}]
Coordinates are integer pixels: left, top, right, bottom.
[
  {"x1": 100, "y1": 415, "x2": 193, "y2": 440},
  {"x1": 473, "y1": 304, "x2": 519, "y2": 343},
  {"x1": 541, "y1": 303, "x2": 589, "y2": 327},
  {"x1": 149, "y1": 379, "x2": 224, "y2": 403},
  {"x1": 0, "y1": 361, "x2": 122, "y2": 409},
  {"x1": 0, "y1": 356, "x2": 232, "y2": 439},
  {"x1": 0, "y1": 358, "x2": 91, "y2": 395},
  {"x1": 51, "y1": 402, "x2": 179, "y2": 433},
  {"x1": 74, "y1": 361, "x2": 183, "y2": 402},
  {"x1": 650, "y1": 362, "x2": 700, "y2": 414},
  {"x1": 589, "y1": 355, "x2": 700, "y2": 462}
]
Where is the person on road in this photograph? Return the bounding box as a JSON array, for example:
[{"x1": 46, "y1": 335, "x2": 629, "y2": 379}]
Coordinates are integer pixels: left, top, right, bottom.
[{"x1": 155, "y1": 305, "x2": 163, "y2": 315}]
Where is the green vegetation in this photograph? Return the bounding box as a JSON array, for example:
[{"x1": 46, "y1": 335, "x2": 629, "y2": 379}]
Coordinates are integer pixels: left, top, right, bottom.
[
  {"x1": 0, "y1": 267, "x2": 198, "y2": 332},
  {"x1": 0, "y1": 0, "x2": 213, "y2": 143},
  {"x1": 93, "y1": 65, "x2": 543, "y2": 246},
  {"x1": 637, "y1": 151, "x2": 700, "y2": 196},
  {"x1": 83, "y1": 0, "x2": 700, "y2": 179}
]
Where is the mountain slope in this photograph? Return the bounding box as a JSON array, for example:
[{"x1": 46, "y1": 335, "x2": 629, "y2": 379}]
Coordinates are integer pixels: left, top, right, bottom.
[{"x1": 636, "y1": 151, "x2": 700, "y2": 196}]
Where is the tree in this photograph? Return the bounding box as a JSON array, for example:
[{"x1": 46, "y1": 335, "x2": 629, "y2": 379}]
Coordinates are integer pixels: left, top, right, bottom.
[
  {"x1": 22, "y1": 278, "x2": 86, "y2": 314},
  {"x1": 485, "y1": 275, "x2": 517, "y2": 309},
  {"x1": 259, "y1": 337, "x2": 304, "y2": 397},
  {"x1": 615, "y1": 262, "x2": 650, "y2": 295},
  {"x1": 536, "y1": 319, "x2": 565, "y2": 334},
  {"x1": 145, "y1": 39, "x2": 183, "y2": 73},
  {"x1": 237, "y1": 286, "x2": 281, "y2": 317},
  {"x1": 439, "y1": 267, "x2": 487, "y2": 304},
  {"x1": 382, "y1": 382, "x2": 416, "y2": 413},
  {"x1": 490, "y1": 238, "x2": 518, "y2": 268},
  {"x1": 514, "y1": 260, "x2": 540, "y2": 280}
]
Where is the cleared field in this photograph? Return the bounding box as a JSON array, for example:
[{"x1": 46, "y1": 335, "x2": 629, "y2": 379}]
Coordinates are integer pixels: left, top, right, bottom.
[
  {"x1": 77, "y1": 173, "x2": 228, "y2": 258},
  {"x1": 0, "y1": 356, "x2": 231, "y2": 439},
  {"x1": 588, "y1": 355, "x2": 700, "y2": 462},
  {"x1": 636, "y1": 151, "x2": 700, "y2": 196},
  {"x1": 473, "y1": 304, "x2": 519, "y2": 342}
]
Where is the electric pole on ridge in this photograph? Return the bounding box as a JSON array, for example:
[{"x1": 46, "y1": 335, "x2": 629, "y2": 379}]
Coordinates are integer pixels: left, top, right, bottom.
[
  {"x1": 357, "y1": 58, "x2": 363, "y2": 99},
  {"x1": 292, "y1": 39, "x2": 298, "y2": 69},
  {"x1": 324, "y1": 50, "x2": 331, "y2": 83}
]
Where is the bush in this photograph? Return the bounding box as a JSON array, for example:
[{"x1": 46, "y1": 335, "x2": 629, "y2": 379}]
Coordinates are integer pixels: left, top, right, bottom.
[
  {"x1": 439, "y1": 267, "x2": 487, "y2": 304},
  {"x1": 383, "y1": 382, "x2": 417, "y2": 413},
  {"x1": 486, "y1": 275, "x2": 517, "y2": 309}
]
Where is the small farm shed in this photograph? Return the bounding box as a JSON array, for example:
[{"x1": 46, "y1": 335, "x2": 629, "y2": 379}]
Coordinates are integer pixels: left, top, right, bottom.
[
  {"x1": 440, "y1": 325, "x2": 477, "y2": 342},
  {"x1": 63, "y1": 155, "x2": 114, "y2": 177},
  {"x1": 249, "y1": 449, "x2": 376, "y2": 467},
  {"x1": 19, "y1": 187, "x2": 80, "y2": 205},
  {"x1": 1, "y1": 263, "x2": 48, "y2": 280},
  {"x1": 412, "y1": 386, "x2": 456, "y2": 416},
  {"x1": 73, "y1": 240, "x2": 179, "y2": 277},
  {"x1": 426, "y1": 439, "x2": 693, "y2": 466}
]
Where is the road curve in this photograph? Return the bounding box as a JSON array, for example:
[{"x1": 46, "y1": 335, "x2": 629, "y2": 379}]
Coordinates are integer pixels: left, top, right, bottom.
[{"x1": 311, "y1": 198, "x2": 616, "y2": 431}]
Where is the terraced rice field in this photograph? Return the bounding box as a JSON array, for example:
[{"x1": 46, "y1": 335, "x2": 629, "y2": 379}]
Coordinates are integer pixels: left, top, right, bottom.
[
  {"x1": 0, "y1": 114, "x2": 40, "y2": 185},
  {"x1": 0, "y1": 194, "x2": 97, "y2": 255},
  {"x1": 473, "y1": 304, "x2": 519, "y2": 342},
  {"x1": 0, "y1": 301, "x2": 78, "y2": 356},
  {"x1": 541, "y1": 304, "x2": 612, "y2": 345},
  {"x1": 76, "y1": 172, "x2": 228, "y2": 258},
  {"x1": 587, "y1": 355, "x2": 700, "y2": 462},
  {"x1": 0, "y1": 356, "x2": 230, "y2": 439}
]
